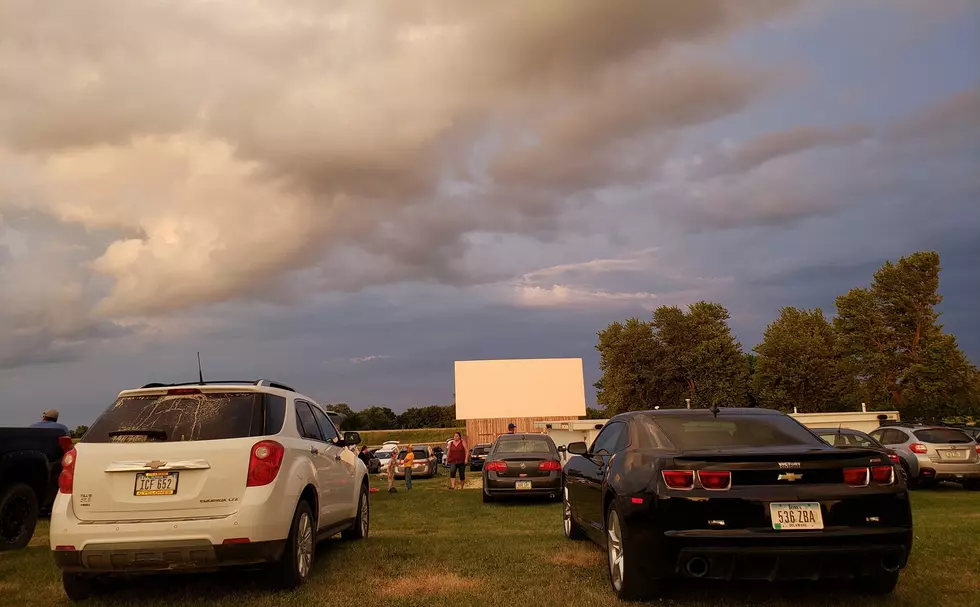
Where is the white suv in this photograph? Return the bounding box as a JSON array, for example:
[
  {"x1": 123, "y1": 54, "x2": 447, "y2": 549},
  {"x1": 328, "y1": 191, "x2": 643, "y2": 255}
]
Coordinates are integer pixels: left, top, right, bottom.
[{"x1": 50, "y1": 379, "x2": 370, "y2": 601}]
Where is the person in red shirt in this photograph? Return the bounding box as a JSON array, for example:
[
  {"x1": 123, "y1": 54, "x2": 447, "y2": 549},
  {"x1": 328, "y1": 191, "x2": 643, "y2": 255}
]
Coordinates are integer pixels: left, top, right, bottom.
[{"x1": 445, "y1": 431, "x2": 468, "y2": 490}]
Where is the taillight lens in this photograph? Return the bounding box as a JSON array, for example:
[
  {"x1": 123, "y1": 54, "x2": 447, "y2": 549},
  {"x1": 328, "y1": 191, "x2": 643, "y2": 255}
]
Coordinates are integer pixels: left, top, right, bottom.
[
  {"x1": 538, "y1": 460, "x2": 562, "y2": 472},
  {"x1": 909, "y1": 443, "x2": 928, "y2": 454},
  {"x1": 485, "y1": 461, "x2": 507, "y2": 472},
  {"x1": 697, "y1": 471, "x2": 732, "y2": 491},
  {"x1": 59, "y1": 448, "x2": 77, "y2": 494},
  {"x1": 887, "y1": 453, "x2": 899, "y2": 463},
  {"x1": 871, "y1": 465, "x2": 894, "y2": 485},
  {"x1": 843, "y1": 467, "x2": 870, "y2": 487},
  {"x1": 58, "y1": 435, "x2": 74, "y2": 453},
  {"x1": 975, "y1": 444, "x2": 980, "y2": 455},
  {"x1": 247, "y1": 441, "x2": 284, "y2": 487},
  {"x1": 662, "y1": 470, "x2": 695, "y2": 490}
]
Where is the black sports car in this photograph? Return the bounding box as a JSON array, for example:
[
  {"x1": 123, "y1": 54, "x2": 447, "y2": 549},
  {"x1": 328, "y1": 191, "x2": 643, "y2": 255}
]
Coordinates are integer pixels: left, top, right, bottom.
[{"x1": 562, "y1": 408, "x2": 913, "y2": 601}]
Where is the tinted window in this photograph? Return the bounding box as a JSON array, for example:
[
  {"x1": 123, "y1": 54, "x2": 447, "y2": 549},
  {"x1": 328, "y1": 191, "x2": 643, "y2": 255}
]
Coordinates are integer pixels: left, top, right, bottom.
[
  {"x1": 495, "y1": 438, "x2": 554, "y2": 454},
  {"x1": 913, "y1": 428, "x2": 973, "y2": 444},
  {"x1": 884, "y1": 429, "x2": 909, "y2": 445},
  {"x1": 83, "y1": 392, "x2": 260, "y2": 443},
  {"x1": 591, "y1": 423, "x2": 624, "y2": 455},
  {"x1": 264, "y1": 394, "x2": 286, "y2": 435},
  {"x1": 819, "y1": 432, "x2": 876, "y2": 448},
  {"x1": 310, "y1": 405, "x2": 340, "y2": 442},
  {"x1": 295, "y1": 402, "x2": 324, "y2": 441},
  {"x1": 641, "y1": 414, "x2": 824, "y2": 450}
]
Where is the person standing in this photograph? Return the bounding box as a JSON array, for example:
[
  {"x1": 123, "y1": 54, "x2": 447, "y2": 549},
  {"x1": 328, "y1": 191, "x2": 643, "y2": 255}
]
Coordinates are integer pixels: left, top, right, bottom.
[
  {"x1": 30, "y1": 409, "x2": 70, "y2": 435},
  {"x1": 402, "y1": 445, "x2": 416, "y2": 490},
  {"x1": 357, "y1": 446, "x2": 372, "y2": 469},
  {"x1": 445, "y1": 431, "x2": 468, "y2": 490},
  {"x1": 507, "y1": 423, "x2": 517, "y2": 434},
  {"x1": 386, "y1": 444, "x2": 399, "y2": 492}
]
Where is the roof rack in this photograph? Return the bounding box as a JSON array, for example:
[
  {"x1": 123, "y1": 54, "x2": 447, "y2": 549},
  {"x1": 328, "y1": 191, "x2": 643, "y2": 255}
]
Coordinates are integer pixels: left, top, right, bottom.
[{"x1": 138, "y1": 379, "x2": 296, "y2": 392}]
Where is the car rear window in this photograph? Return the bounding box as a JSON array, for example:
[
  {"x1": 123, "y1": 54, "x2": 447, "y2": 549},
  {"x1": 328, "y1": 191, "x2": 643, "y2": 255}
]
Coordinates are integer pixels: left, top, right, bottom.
[
  {"x1": 495, "y1": 438, "x2": 553, "y2": 454},
  {"x1": 398, "y1": 449, "x2": 429, "y2": 459},
  {"x1": 913, "y1": 428, "x2": 973, "y2": 444},
  {"x1": 82, "y1": 391, "x2": 284, "y2": 443},
  {"x1": 642, "y1": 414, "x2": 825, "y2": 450},
  {"x1": 472, "y1": 445, "x2": 490, "y2": 454}
]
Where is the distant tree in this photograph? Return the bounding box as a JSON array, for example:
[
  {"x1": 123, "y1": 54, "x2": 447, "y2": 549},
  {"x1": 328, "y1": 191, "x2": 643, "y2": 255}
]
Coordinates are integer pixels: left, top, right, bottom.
[
  {"x1": 834, "y1": 251, "x2": 977, "y2": 419},
  {"x1": 326, "y1": 403, "x2": 361, "y2": 430},
  {"x1": 744, "y1": 354, "x2": 758, "y2": 407},
  {"x1": 71, "y1": 425, "x2": 89, "y2": 439},
  {"x1": 595, "y1": 318, "x2": 666, "y2": 415},
  {"x1": 397, "y1": 405, "x2": 457, "y2": 429},
  {"x1": 356, "y1": 406, "x2": 399, "y2": 430},
  {"x1": 754, "y1": 307, "x2": 843, "y2": 413},
  {"x1": 584, "y1": 406, "x2": 607, "y2": 420}
]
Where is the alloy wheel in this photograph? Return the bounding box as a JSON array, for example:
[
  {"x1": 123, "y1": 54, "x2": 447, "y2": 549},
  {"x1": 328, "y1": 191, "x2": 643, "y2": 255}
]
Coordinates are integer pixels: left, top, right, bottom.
[
  {"x1": 607, "y1": 509, "x2": 624, "y2": 591},
  {"x1": 359, "y1": 492, "x2": 370, "y2": 536},
  {"x1": 297, "y1": 512, "x2": 314, "y2": 578},
  {"x1": 562, "y1": 488, "x2": 572, "y2": 536}
]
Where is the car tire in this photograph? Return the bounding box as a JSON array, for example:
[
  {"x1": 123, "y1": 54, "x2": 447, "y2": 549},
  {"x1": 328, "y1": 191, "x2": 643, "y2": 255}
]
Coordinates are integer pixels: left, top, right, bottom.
[
  {"x1": 963, "y1": 479, "x2": 980, "y2": 491},
  {"x1": 342, "y1": 483, "x2": 370, "y2": 540},
  {"x1": 562, "y1": 487, "x2": 586, "y2": 540},
  {"x1": 270, "y1": 500, "x2": 316, "y2": 589},
  {"x1": 0, "y1": 483, "x2": 39, "y2": 551},
  {"x1": 606, "y1": 501, "x2": 661, "y2": 601},
  {"x1": 853, "y1": 570, "x2": 900, "y2": 595},
  {"x1": 62, "y1": 572, "x2": 96, "y2": 602}
]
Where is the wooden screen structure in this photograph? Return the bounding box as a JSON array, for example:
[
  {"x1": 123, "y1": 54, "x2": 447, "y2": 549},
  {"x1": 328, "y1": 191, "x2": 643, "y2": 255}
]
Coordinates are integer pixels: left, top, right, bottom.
[{"x1": 464, "y1": 416, "x2": 579, "y2": 448}]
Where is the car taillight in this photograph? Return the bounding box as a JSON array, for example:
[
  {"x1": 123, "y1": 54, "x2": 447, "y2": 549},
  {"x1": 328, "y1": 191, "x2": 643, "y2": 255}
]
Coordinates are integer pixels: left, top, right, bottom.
[
  {"x1": 975, "y1": 444, "x2": 980, "y2": 455},
  {"x1": 662, "y1": 470, "x2": 695, "y2": 490},
  {"x1": 247, "y1": 440, "x2": 284, "y2": 487},
  {"x1": 168, "y1": 388, "x2": 203, "y2": 395},
  {"x1": 871, "y1": 465, "x2": 894, "y2": 485},
  {"x1": 909, "y1": 443, "x2": 928, "y2": 454},
  {"x1": 697, "y1": 471, "x2": 731, "y2": 491},
  {"x1": 887, "y1": 453, "x2": 899, "y2": 463},
  {"x1": 485, "y1": 461, "x2": 507, "y2": 472},
  {"x1": 59, "y1": 448, "x2": 77, "y2": 494},
  {"x1": 538, "y1": 460, "x2": 562, "y2": 472},
  {"x1": 843, "y1": 467, "x2": 870, "y2": 487},
  {"x1": 58, "y1": 435, "x2": 74, "y2": 453}
]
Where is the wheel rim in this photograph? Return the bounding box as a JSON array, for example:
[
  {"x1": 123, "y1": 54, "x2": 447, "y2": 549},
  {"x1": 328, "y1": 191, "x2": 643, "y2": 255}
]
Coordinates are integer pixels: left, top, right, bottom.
[
  {"x1": 0, "y1": 495, "x2": 29, "y2": 542},
  {"x1": 359, "y1": 492, "x2": 369, "y2": 536},
  {"x1": 297, "y1": 512, "x2": 314, "y2": 578},
  {"x1": 562, "y1": 488, "x2": 572, "y2": 536},
  {"x1": 607, "y1": 509, "x2": 624, "y2": 591}
]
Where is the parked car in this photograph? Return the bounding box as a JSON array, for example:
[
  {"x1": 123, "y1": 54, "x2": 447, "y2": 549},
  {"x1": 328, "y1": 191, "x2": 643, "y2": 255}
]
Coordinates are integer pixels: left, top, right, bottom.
[
  {"x1": 869, "y1": 423, "x2": 980, "y2": 489},
  {"x1": 812, "y1": 427, "x2": 904, "y2": 479},
  {"x1": 482, "y1": 435, "x2": 562, "y2": 503},
  {"x1": 469, "y1": 443, "x2": 492, "y2": 471},
  {"x1": 394, "y1": 445, "x2": 438, "y2": 478},
  {"x1": 49, "y1": 379, "x2": 370, "y2": 601},
  {"x1": 432, "y1": 445, "x2": 445, "y2": 465},
  {"x1": 562, "y1": 408, "x2": 913, "y2": 601},
  {"x1": 0, "y1": 427, "x2": 73, "y2": 550}
]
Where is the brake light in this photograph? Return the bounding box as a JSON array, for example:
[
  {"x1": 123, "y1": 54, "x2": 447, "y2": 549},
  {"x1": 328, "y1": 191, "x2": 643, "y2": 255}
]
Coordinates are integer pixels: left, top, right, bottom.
[
  {"x1": 697, "y1": 471, "x2": 732, "y2": 491},
  {"x1": 222, "y1": 538, "x2": 251, "y2": 544},
  {"x1": 246, "y1": 441, "x2": 284, "y2": 487},
  {"x1": 538, "y1": 460, "x2": 562, "y2": 472},
  {"x1": 843, "y1": 467, "x2": 870, "y2": 487},
  {"x1": 59, "y1": 448, "x2": 77, "y2": 494},
  {"x1": 975, "y1": 444, "x2": 980, "y2": 455},
  {"x1": 167, "y1": 388, "x2": 202, "y2": 395},
  {"x1": 58, "y1": 435, "x2": 74, "y2": 453},
  {"x1": 887, "y1": 453, "x2": 899, "y2": 464},
  {"x1": 909, "y1": 443, "x2": 928, "y2": 454},
  {"x1": 871, "y1": 465, "x2": 894, "y2": 485},
  {"x1": 662, "y1": 470, "x2": 695, "y2": 490},
  {"x1": 485, "y1": 461, "x2": 507, "y2": 472}
]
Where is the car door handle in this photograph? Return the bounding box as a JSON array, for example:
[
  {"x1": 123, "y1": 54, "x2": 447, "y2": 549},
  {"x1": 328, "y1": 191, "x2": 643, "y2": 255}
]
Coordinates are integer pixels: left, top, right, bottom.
[{"x1": 310, "y1": 445, "x2": 319, "y2": 455}]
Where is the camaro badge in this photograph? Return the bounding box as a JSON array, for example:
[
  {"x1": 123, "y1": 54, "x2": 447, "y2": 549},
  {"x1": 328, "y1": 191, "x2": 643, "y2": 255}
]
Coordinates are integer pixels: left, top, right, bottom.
[
  {"x1": 777, "y1": 473, "x2": 803, "y2": 482},
  {"x1": 778, "y1": 462, "x2": 801, "y2": 469}
]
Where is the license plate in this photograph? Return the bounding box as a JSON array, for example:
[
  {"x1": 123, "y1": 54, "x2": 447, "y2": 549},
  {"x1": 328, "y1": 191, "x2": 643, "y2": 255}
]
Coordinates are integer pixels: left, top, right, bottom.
[
  {"x1": 134, "y1": 471, "x2": 179, "y2": 496},
  {"x1": 769, "y1": 502, "x2": 823, "y2": 530},
  {"x1": 515, "y1": 481, "x2": 532, "y2": 490},
  {"x1": 942, "y1": 450, "x2": 967, "y2": 459}
]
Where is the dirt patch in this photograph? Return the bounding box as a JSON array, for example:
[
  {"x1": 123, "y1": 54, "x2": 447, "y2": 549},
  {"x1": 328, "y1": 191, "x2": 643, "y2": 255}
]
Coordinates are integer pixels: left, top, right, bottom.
[
  {"x1": 379, "y1": 573, "x2": 483, "y2": 597},
  {"x1": 550, "y1": 545, "x2": 603, "y2": 567},
  {"x1": 0, "y1": 581, "x2": 19, "y2": 593}
]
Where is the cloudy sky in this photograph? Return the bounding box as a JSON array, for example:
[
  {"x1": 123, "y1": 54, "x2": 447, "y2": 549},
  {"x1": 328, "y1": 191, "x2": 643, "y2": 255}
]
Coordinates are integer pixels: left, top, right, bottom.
[{"x1": 2, "y1": 1, "x2": 979, "y2": 427}]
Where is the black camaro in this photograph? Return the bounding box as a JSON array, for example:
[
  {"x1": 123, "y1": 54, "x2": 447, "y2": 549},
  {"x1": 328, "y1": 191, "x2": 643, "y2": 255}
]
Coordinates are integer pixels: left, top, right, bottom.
[{"x1": 562, "y1": 408, "x2": 913, "y2": 601}]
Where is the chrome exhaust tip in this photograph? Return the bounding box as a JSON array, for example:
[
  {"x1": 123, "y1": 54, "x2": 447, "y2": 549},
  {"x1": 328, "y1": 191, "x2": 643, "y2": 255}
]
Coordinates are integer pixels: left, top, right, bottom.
[
  {"x1": 881, "y1": 556, "x2": 901, "y2": 573},
  {"x1": 685, "y1": 557, "x2": 709, "y2": 578}
]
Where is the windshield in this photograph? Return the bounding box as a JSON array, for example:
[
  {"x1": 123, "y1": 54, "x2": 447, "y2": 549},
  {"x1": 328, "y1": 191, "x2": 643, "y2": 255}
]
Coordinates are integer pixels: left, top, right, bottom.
[
  {"x1": 913, "y1": 429, "x2": 973, "y2": 444},
  {"x1": 82, "y1": 392, "x2": 285, "y2": 443},
  {"x1": 376, "y1": 450, "x2": 395, "y2": 459},
  {"x1": 641, "y1": 414, "x2": 825, "y2": 450},
  {"x1": 495, "y1": 438, "x2": 553, "y2": 454},
  {"x1": 818, "y1": 432, "x2": 877, "y2": 448},
  {"x1": 398, "y1": 449, "x2": 428, "y2": 459}
]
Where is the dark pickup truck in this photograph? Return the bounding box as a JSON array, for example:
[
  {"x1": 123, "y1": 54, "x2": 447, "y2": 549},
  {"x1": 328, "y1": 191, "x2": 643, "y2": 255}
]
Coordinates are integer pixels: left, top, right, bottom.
[{"x1": 0, "y1": 427, "x2": 72, "y2": 550}]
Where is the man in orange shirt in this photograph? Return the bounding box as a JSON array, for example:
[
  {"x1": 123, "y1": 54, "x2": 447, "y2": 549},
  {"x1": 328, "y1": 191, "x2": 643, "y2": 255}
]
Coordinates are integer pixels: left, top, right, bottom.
[{"x1": 401, "y1": 444, "x2": 416, "y2": 490}]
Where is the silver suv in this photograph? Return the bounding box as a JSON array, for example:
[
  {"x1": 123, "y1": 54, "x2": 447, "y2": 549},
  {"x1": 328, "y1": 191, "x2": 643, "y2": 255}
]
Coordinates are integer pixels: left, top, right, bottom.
[{"x1": 869, "y1": 423, "x2": 980, "y2": 489}]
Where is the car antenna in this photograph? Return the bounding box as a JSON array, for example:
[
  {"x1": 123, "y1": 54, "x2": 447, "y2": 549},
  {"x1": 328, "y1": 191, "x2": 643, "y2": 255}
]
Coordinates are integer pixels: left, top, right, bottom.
[
  {"x1": 197, "y1": 351, "x2": 205, "y2": 385},
  {"x1": 836, "y1": 423, "x2": 843, "y2": 445},
  {"x1": 710, "y1": 403, "x2": 721, "y2": 418}
]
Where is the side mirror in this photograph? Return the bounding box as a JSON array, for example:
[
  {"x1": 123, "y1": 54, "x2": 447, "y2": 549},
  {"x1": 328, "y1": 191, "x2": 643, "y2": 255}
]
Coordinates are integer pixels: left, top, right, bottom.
[
  {"x1": 566, "y1": 441, "x2": 588, "y2": 456},
  {"x1": 556, "y1": 445, "x2": 567, "y2": 453},
  {"x1": 343, "y1": 431, "x2": 361, "y2": 445}
]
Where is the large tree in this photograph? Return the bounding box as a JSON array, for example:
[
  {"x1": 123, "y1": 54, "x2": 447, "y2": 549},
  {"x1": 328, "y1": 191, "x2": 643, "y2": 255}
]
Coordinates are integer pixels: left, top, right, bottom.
[
  {"x1": 356, "y1": 406, "x2": 399, "y2": 430},
  {"x1": 594, "y1": 318, "x2": 666, "y2": 415},
  {"x1": 834, "y1": 251, "x2": 976, "y2": 419},
  {"x1": 754, "y1": 307, "x2": 842, "y2": 413}
]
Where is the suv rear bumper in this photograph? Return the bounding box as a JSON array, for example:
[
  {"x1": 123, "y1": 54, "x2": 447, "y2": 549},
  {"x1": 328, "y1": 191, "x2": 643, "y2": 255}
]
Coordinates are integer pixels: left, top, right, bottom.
[
  {"x1": 914, "y1": 458, "x2": 980, "y2": 480},
  {"x1": 53, "y1": 539, "x2": 286, "y2": 573}
]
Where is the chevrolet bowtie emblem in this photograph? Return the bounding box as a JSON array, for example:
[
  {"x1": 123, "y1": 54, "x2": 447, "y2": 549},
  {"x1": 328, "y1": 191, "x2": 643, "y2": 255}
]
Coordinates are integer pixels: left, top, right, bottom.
[
  {"x1": 520, "y1": 463, "x2": 527, "y2": 470},
  {"x1": 145, "y1": 460, "x2": 166, "y2": 469},
  {"x1": 777, "y1": 472, "x2": 803, "y2": 482}
]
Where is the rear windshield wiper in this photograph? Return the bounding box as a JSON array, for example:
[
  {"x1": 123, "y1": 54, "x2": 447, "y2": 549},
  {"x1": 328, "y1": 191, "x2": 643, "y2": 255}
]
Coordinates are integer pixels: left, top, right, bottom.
[{"x1": 108, "y1": 429, "x2": 168, "y2": 441}]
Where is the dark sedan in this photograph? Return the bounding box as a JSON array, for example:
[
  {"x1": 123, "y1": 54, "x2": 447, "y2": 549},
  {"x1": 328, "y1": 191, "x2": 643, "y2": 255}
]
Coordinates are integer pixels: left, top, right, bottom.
[
  {"x1": 469, "y1": 443, "x2": 492, "y2": 471},
  {"x1": 812, "y1": 427, "x2": 905, "y2": 479},
  {"x1": 562, "y1": 408, "x2": 913, "y2": 601},
  {"x1": 482, "y1": 434, "x2": 562, "y2": 503}
]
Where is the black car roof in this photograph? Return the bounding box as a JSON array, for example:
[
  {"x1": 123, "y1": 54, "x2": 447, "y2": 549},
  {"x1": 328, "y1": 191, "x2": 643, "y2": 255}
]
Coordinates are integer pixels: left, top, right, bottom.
[
  {"x1": 496, "y1": 433, "x2": 555, "y2": 441},
  {"x1": 614, "y1": 407, "x2": 785, "y2": 421},
  {"x1": 810, "y1": 427, "x2": 869, "y2": 435}
]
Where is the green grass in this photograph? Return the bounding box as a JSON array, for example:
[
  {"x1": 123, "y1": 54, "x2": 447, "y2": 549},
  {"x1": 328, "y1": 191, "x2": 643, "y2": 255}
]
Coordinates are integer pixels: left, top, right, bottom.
[
  {"x1": 2, "y1": 481, "x2": 978, "y2": 607},
  {"x1": 358, "y1": 427, "x2": 461, "y2": 447}
]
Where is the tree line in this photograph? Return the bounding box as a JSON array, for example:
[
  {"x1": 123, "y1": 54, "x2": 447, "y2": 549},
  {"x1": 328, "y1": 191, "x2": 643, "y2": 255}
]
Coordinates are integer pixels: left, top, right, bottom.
[
  {"x1": 595, "y1": 251, "x2": 979, "y2": 421},
  {"x1": 325, "y1": 403, "x2": 465, "y2": 431}
]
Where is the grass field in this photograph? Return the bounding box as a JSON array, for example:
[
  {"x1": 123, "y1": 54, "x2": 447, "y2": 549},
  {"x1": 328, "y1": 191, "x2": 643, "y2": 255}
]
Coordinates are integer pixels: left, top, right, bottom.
[
  {"x1": 359, "y1": 427, "x2": 462, "y2": 446},
  {"x1": 1, "y1": 479, "x2": 977, "y2": 607}
]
